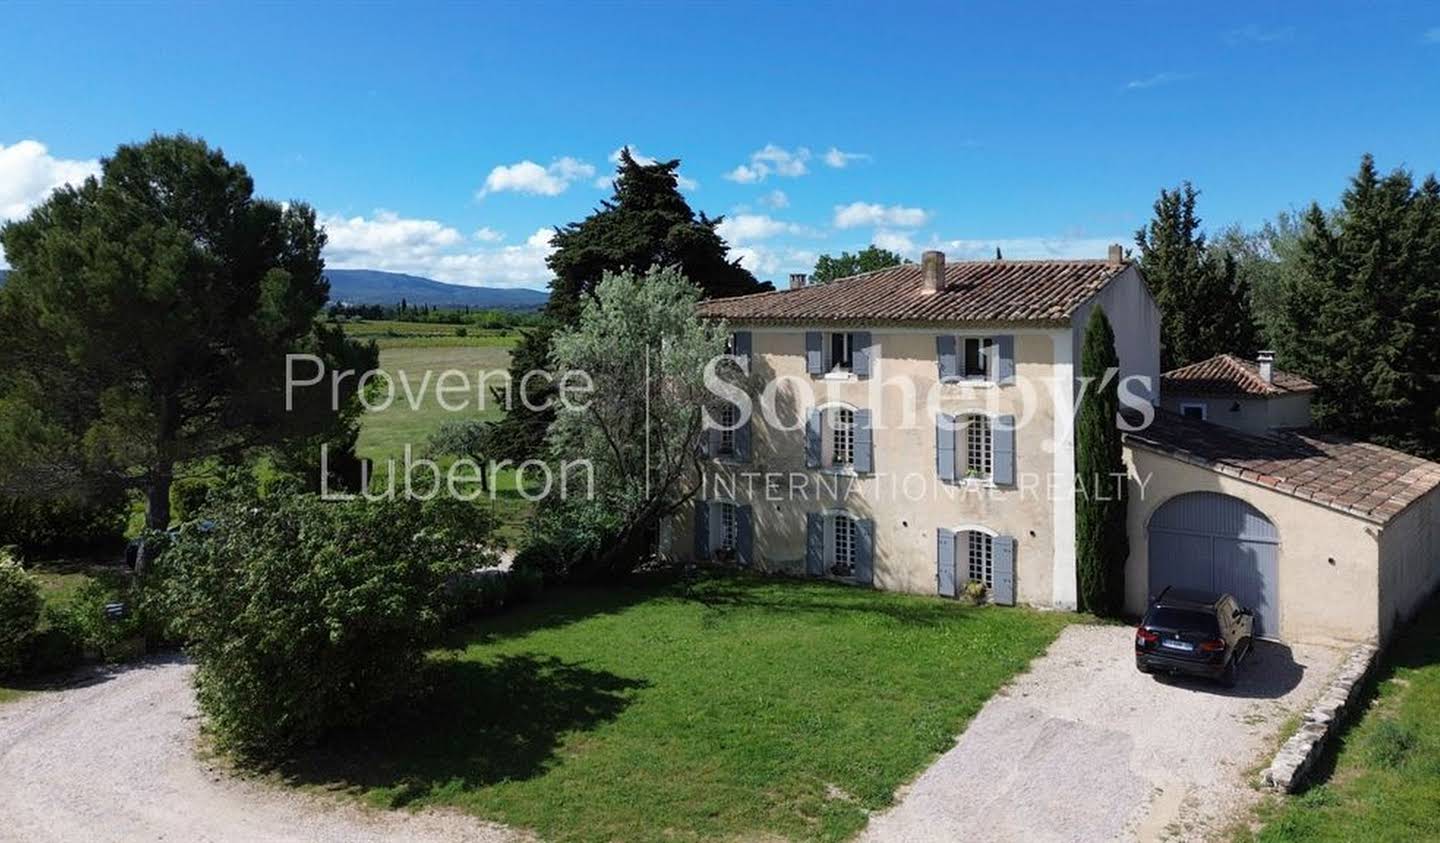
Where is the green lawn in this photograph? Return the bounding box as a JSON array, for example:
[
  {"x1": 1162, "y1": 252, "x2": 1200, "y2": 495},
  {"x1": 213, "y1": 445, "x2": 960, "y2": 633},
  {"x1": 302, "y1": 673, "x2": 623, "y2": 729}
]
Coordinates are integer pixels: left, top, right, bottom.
[
  {"x1": 353, "y1": 343, "x2": 533, "y2": 544},
  {"x1": 1248, "y1": 595, "x2": 1440, "y2": 842},
  {"x1": 282, "y1": 573, "x2": 1072, "y2": 842}
]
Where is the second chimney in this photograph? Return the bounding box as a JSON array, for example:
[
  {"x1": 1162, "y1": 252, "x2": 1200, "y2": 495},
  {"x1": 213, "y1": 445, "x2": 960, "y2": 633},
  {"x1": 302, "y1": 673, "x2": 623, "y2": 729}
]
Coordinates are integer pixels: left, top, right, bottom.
[
  {"x1": 1257, "y1": 350, "x2": 1275, "y2": 385},
  {"x1": 921, "y1": 250, "x2": 945, "y2": 293},
  {"x1": 789, "y1": 272, "x2": 807, "y2": 290},
  {"x1": 1107, "y1": 243, "x2": 1125, "y2": 264}
]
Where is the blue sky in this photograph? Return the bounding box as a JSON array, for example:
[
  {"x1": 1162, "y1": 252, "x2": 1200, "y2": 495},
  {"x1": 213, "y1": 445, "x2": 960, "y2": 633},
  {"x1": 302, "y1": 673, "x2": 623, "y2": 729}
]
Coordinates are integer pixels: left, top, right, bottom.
[{"x1": 2, "y1": 2, "x2": 1438, "y2": 289}]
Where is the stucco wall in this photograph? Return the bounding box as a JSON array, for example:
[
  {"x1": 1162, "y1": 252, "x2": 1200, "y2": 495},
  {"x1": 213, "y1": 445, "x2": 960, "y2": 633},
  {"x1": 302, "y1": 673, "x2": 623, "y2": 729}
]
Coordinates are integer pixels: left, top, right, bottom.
[
  {"x1": 675, "y1": 326, "x2": 1069, "y2": 606},
  {"x1": 1125, "y1": 444, "x2": 1382, "y2": 644},
  {"x1": 1160, "y1": 393, "x2": 1313, "y2": 435},
  {"x1": 1379, "y1": 489, "x2": 1440, "y2": 639},
  {"x1": 1071, "y1": 265, "x2": 1161, "y2": 405}
]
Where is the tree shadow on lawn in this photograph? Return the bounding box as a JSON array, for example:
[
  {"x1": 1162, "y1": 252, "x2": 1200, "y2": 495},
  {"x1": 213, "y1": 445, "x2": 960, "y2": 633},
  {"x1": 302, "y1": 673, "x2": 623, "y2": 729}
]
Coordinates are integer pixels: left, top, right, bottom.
[
  {"x1": 678, "y1": 568, "x2": 998, "y2": 627},
  {"x1": 278, "y1": 653, "x2": 647, "y2": 807}
]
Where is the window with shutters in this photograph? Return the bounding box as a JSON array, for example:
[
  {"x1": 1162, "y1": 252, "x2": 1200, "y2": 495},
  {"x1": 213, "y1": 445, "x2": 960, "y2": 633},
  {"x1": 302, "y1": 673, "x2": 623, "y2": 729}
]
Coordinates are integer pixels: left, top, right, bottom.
[
  {"x1": 716, "y1": 403, "x2": 738, "y2": 457},
  {"x1": 830, "y1": 514, "x2": 856, "y2": 578},
  {"x1": 961, "y1": 413, "x2": 993, "y2": 480},
  {"x1": 715, "y1": 502, "x2": 738, "y2": 561},
  {"x1": 827, "y1": 332, "x2": 854, "y2": 373},
  {"x1": 830, "y1": 407, "x2": 855, "y2": 467},
  {"x1": 965, "y1": 530, "x2": 994, "y2": 587},
  {"x1": 959, "y1": 336, "x2": 993, "y2": 380}
]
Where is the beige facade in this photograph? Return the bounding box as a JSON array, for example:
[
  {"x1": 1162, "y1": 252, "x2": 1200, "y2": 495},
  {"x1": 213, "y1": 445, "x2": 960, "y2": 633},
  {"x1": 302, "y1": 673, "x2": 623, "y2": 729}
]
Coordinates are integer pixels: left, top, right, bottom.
[
  {"x1": 1160, "y1": 392, "x2": 1312, "y2": 435},
  {"x1": 677, "y1": 326, "x2": 1075, "y2": 607}
]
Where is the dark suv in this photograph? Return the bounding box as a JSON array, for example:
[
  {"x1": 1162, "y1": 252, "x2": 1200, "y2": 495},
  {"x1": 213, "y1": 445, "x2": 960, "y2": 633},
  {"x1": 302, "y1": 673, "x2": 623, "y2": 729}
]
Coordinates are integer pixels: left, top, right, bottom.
[{"x1": 1135, "y1": 587, "x2": 1254, "y2": 687}]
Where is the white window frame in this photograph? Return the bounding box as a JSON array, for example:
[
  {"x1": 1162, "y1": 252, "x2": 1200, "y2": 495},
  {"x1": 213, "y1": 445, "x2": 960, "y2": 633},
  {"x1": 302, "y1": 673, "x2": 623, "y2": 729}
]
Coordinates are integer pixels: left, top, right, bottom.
[
  {"x1": 957, "y1": 335, "x2": 995, "y2": 382},
  {"x1": 710, "y1": 500, "x2": 739, "y2": 561},
  {"x1": 818, "y1": 402, "x2": 859, "y2": 473},
  {"x1": 1179, "y1": 402, "x2": 1208, "y2": 421},
  {"x1": 822, "y1": 509, "x2": 857, "y2": 580},
  {"x1": 951, "y1": 524, "x2": 998, "y2": 589},
  {"x1": 965, "y1": 529, "x2": 994, "y2": 588},
  {"x1": 716, "y1": 403, "x2": 738, "y2": 457},
  {"x1": 825, "y1": 332, "x2": 854, "y2": 374},
  {"x1": 959, "y1": 412, "x2": 993, "y2": 482}
]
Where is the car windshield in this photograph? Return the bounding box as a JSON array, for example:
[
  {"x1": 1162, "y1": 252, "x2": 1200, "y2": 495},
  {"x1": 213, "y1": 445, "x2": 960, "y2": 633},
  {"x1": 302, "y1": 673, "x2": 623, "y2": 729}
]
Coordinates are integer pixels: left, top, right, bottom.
[{"x1": 1145, "y1": 607, "x2": 1219, "y2": 635}]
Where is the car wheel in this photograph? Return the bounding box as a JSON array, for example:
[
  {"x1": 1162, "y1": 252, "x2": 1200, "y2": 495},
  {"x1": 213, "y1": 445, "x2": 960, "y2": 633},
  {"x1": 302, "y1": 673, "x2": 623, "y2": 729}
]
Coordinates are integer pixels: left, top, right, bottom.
[{"x1": 1219, "y1": 659, "x2": 1238, "y2": 689}]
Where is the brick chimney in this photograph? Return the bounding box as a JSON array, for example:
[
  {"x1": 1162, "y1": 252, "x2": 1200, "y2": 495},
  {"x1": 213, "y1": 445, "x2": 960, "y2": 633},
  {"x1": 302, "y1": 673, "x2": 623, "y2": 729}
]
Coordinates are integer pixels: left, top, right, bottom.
[
  {"x1": 921, "y1": 250, "x2": 945, "y2": 294},
  {"x1": 1257, "y1": 350, "x2": 1275, "y2": 384},
  {"x1": 1107, "y1": 243, "x2": 1125, "y2": 264},
  {"x1": 789, "y1": 272, "x2": 807, "y2": 290}
]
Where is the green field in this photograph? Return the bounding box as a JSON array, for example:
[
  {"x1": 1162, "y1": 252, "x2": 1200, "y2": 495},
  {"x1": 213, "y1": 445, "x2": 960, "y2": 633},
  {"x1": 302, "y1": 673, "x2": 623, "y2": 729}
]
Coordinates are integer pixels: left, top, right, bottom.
[
  {"x1": 283, "y1": 572, "x2": 1073, "y2": 843},
  {"x1": 348, "y1": 329, "x2": 534, "y2": 545},
  {"x1": 338, "y1": 319, "x2": 522, "y2": 349},
  {"x1": 1247, "y1": 595, "x2": 1440, "y2": 841}
]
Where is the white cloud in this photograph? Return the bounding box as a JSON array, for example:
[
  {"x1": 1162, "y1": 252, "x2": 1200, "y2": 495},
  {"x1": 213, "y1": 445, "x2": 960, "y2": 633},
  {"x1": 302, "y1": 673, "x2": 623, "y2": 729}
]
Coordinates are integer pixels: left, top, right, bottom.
[
  {"x1": 476, "y1": 156, "x2": 596, "y2": 198},
  {"x1": 832, "y1": 202, "x2": 931, "y2": 229},
  {"x1": 473, "y1": 226, "x2": 504, "y2": 242},
  {"x1": 716, "y1": 213, "x2": 809, "y2": 245},
  {"x1": 872, "y1": 230, "x2": 917, "y2": 256},
  {"x1": 1124, "y1": 72, "x2": 1194, "y2": 91},
  {"x1": 321, "y1": 210, "x2": 554, "y2": 288},
  {"x1": 758, "y1": 189, "x2": 789, "y2": 209},
  {"x1": 724, "y1": 144, "x2": 811, "y2": 183},
  {"x1": 729, "y1": 244, "x2": 818, "y2": 278},
  {"x1": 597, "y1": 145, "x2": 698, "y2": 190},
  {"x1": 0, "y1": 140, "x2": 99, "y2": 221},
  {"x1": 823, "y1": 147, "x2": 871, "y2": 168}
]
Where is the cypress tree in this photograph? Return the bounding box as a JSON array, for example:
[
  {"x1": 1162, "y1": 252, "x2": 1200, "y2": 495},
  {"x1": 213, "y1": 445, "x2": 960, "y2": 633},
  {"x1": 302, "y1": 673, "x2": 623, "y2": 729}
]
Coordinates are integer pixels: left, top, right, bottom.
[{"x1": 1075, "y1": 305, "x2": 1129, "y2": 616}]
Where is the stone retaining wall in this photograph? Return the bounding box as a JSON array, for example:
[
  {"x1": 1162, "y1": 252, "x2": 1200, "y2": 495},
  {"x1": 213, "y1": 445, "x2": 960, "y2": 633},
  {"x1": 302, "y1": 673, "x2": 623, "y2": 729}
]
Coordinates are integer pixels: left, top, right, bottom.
[{"x1": 1261, "y1": 643, "x2": 1379, "y2": 792}]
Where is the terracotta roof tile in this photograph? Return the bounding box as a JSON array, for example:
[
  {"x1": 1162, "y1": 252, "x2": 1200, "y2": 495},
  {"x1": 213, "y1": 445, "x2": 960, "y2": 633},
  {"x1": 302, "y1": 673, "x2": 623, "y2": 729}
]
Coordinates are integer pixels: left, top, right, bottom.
[
  {"x1": 1125, "y1": 410, "x2": 1440, "y2": 525},
  {"x1": 1161, "y1": 354, "x2": 1317, "y2": 397},
  {"x1": 696, "y1": 259, "x2": 1128, "y2": 325}
]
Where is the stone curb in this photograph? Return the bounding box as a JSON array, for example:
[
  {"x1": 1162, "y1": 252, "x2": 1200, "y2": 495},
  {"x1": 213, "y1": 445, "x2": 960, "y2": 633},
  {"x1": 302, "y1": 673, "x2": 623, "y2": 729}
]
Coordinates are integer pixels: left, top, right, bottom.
[{"x1": 1261, "y1": 642, "x2": 1379, "y2": 793}]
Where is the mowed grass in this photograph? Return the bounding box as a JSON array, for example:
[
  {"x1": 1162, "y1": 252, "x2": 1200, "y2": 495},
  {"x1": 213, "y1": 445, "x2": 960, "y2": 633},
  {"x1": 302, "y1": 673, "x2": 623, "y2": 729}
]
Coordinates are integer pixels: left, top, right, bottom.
[
  {"x1": 352, "y1": 341, "x2": 534, "y2": 545},
  {"x1": 1248, "y1": 595, "x2": 1440, "y2": 842},
  {"x1": 283, "y1": 573, "x2": 1072, "y2": 842}
]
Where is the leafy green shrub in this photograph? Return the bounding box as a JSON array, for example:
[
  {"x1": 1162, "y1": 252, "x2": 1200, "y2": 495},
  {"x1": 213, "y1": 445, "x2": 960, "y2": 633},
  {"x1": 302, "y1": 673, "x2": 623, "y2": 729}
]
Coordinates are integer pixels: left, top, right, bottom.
[
  {"x1": 44, "y1": 580, "x2": 143, "y2": 662},
  {"x1": 962, "y1": 580, "x2": 987, "y2": 606},
  {"x1": 169, "y1": 477, "x2": 217, "y2": 524},
  {"x1": 0, "y1": 491, "x2": 129, "y2": 557},
  {"x1": 454, "y1": 326, "x2": 468, "y2": 337},
  {"x1": 0, "y1": 556, "x2": 43, "y2": 674},
  {"x1": 22, "y1": 627, "x2": 82, "y2": 675},
  {"x1": 157, "y1": 484, "x2": 497, "y2": 757},
  {"x1": 514, "y1": 498, "x2": 624, "y2": 584},
  {"x1": 507, "y1": 565, "x2": 544, "y2": 604},
  {"x1": 440, "y1": 566, "x2": 545, "y2": 623}
]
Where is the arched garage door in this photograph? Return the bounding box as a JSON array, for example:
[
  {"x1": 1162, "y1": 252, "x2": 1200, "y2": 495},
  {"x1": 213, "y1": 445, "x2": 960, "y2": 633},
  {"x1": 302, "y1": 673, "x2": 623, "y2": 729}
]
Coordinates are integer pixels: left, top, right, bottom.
[{"x1": 1148, "y1": 492, "x2": 1280, "y2": 638}]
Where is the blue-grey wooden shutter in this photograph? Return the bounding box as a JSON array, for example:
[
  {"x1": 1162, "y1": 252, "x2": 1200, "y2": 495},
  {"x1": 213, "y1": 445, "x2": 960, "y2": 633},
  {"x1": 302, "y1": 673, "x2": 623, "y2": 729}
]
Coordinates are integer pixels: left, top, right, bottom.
[
  {"x1": 694, "y1": 500, "x2": 711, "y2": 560},
  {"x1": 937, "y1": 527, "x2": 956, "y2": 597},
  {"x1": 936, "y1": 335, "x2": 958, "y2": 381},
  {"x1": 735, "y1": 411, "x2": 752, "y2": 462},
  {"x1": 992, "y1": 535, "x2": 1016, "y2": 605},
  {"x1": 992, "y1": 414, "x2": 1016, "y2": 486},
  {"x1": 737, "y1": 504, "x2": 754, "y2": 567},
  {"x1": 805, "y1": 408, "x2": 821, "y2": 468},
  {"x1": 995, "y1": 335, "x2": 1015, "y2": 384},
  {"x1": 855, "y1": 518, "x2": 874, "y2": 585},
  {"x1": 733, "y1": 331, "x2": 752, "y2": 373},
  {"x1": 854, "y1": 409, "x2": 874, "y2": 474},
  {"x1": 936, "y1": 413, "x2": 956, "y2": 483},
  {"x1": 851, "y1": 331, "x2": 872, "y2": 378},
  {"x1": 805, "y1": 332, "x2": 824, "y2": 374},
  {"x1": 806, "y1": 513, "x2": 823, "y2": 576}
]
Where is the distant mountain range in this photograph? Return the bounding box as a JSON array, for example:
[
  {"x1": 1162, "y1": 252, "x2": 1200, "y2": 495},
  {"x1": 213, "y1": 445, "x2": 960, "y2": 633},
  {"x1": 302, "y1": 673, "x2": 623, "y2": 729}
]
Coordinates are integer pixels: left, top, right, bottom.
[
  {"x1": 0, "y1": 268, "x2": 549, "y2": 311},
  {"x1": 324, "y1": 269, "x2": 548, "y2": 310}
]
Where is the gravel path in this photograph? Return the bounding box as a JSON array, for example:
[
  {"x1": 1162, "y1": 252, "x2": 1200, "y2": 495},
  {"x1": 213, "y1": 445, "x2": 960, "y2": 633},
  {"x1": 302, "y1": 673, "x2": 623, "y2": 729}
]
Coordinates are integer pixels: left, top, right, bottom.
[
  {"x1": 0, "y1": 655, "x2": 529, "y2": 843},
  {"x1": 859, "y1": 625, "x2": 1342, "y2": 843}
]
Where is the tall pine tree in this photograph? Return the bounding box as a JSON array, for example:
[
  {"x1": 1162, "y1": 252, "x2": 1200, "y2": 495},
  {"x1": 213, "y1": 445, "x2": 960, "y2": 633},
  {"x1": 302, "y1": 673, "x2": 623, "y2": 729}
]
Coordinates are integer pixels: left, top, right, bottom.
[
  {"x1": 1276, "y1": 155, "x2": 1440, "y2": 458},
  {"x1": 1135, "y1": 182, "x2": 1257, "y2": 370},
  {"x1": 489, "y1": 149, "x2": 769, "y2": 461},
  {"x1": 1075, "y1": 306, "x2": 1129, "y2": 617}
]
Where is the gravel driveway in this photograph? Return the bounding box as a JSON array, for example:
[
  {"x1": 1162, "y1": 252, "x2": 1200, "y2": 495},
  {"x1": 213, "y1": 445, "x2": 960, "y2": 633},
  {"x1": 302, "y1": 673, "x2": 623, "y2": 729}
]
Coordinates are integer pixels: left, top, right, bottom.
[
  {"x1": 0, "y1": 655, "x2": 528, "y2": 843},
  {"x1": 860, "y1": 624, "x2": 1342, "y2": 843}
]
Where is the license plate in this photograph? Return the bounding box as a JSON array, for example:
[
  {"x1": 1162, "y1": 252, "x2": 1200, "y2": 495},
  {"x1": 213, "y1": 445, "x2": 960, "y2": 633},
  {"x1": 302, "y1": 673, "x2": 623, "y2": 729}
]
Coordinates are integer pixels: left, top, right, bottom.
[{"x1": 1161, "y1": 639, "x2": 1194, "y2": 652}]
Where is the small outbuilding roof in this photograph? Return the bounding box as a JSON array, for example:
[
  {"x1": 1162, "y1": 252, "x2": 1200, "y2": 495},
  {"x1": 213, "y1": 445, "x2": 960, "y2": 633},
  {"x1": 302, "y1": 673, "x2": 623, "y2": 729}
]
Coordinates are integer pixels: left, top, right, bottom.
[
  {"x1": 696, "y1": 259, "x2": 1130, "y2": 325},
  {"x1": 1161, "y1": 353, "x2": 1317, "y2": 397},
  {"x1": 1125, "y1": 410, "x2": 1440, "y2": 525}
]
